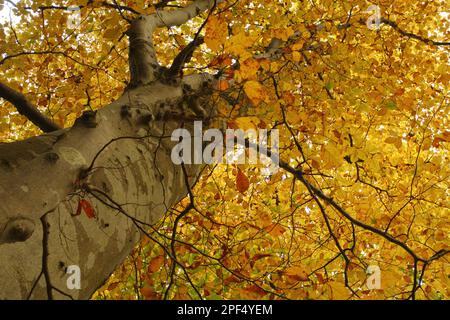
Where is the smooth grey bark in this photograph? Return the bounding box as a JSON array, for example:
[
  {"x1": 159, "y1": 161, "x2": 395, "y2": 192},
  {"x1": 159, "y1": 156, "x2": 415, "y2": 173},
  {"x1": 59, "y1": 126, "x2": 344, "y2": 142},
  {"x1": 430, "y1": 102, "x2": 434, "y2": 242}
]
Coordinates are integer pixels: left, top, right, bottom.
[
  {"x1": 0, "y1": 75, "x2": 215, "y2": 299},
  {"x1": 0, "y1": 0, "x2": 219, "y2": 299}
]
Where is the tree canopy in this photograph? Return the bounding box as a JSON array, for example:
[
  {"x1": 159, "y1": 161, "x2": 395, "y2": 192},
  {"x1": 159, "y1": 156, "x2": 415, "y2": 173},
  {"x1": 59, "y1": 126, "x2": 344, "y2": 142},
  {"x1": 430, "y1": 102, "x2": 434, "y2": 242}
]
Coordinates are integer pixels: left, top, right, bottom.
[{"x1": 0, "y1": 0, "x2": 449, "y2": 300}]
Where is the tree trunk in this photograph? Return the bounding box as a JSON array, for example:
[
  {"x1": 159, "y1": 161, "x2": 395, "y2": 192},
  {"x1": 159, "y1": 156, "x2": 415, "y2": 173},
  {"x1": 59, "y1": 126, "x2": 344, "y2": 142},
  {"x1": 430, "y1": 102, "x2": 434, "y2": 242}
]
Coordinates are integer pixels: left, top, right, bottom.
[{"x1": 0, "y1": 75, "x2": 214, "y2": 299}]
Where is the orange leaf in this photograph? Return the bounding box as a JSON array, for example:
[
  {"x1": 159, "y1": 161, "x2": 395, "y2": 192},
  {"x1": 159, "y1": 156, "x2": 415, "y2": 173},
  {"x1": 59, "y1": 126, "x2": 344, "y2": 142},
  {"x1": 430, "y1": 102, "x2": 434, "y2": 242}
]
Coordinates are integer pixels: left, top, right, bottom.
[
  {"x1": 432, "y1": 137, "x2": 446, "y2": 148},
  {"x1": 315, "y1": 272, "x2": 326, "y2": 284},
  {"x1": 148, "y1": 255, "x2": 164, "y2": 273},
  {"x1": 394, "y1": 88, "x2": 405, "y2": 96},
  {"x1": 208, "y1": 54, "x2": 232, "y2": 68},
  {"x1": 218, "y1": 80, "x2": 229, "y2": 91},
  {"x1": 284, "y1": 266, "x2": 309, "y2": 282},
  {"x1": 204, "y1": 16, "x2": 228, "y2": 51},
  {"x1": 250, "y1": 253, "x2": 271, "y2": 267},
  {"x1": 252, "y1": 253, "x2": 271, "y2": 261},
  {"x1": 227, "y1": 120, "x2": 239, "y2": 129},
  {"x1": 264, "y1": 223, "x2": 286, "y2": 237},
  {"x1": 283, "y1": 92, "x2": 296, "y2": 105},
  {"x1": 257, "y1": 120, "x2": 267, "y2": 129},
  {"x1": 107, "y1": 282, "x2": 120, "y2": 291},
  {"x1": 141, "y1": 287, "x2": 159, "y2": 300},
  {"x1": 311, "y1": 159, "x2": 320, "y2": 169},
  {"x1": 243, "y1": 284, "x2": 267, "y2": 297},
  {"x1": 236, "y1": 169, "x2": 250, "y2": 193},
  {"x1": 224, "y1": 69, "x2": 235, "y2": 79},
  {"x1": 224, "y1": 275, "x2": 242, "y2": 285}
]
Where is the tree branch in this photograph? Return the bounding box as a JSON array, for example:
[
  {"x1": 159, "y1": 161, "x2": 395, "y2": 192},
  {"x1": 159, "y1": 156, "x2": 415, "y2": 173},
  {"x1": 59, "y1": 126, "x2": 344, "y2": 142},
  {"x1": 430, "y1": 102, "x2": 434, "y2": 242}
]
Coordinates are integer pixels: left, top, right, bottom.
[
  {"x1": 126, "y1": 0, "x2": 220, "y2": 87},
  {"x1": 154, "y1": 0, "x2": 219, "y2": 28},
  {"x1": 0, "y1": 51, "x2": 101, "y2": 68},
  {"x1": 380, "y1": 17, "x2": 450, "y2": 46},
  {"x1": 0, "y1": 82, "x2": 61, "y2": 132},
  {"x1": 234, "y1": 137, "x2": 443, "y2": 264},
  {"x1": 167, "y1": 0, "x2": 217, "y2": 77},
  {"x1": 21, "y1": 0, "x2": 141, "y2": 15},
  {"x1": 344, "y1": 17, "x2": 450, "y2": 46},
  {"x1": 167, "y1": 37, "x2": 204, "y2": 77}
]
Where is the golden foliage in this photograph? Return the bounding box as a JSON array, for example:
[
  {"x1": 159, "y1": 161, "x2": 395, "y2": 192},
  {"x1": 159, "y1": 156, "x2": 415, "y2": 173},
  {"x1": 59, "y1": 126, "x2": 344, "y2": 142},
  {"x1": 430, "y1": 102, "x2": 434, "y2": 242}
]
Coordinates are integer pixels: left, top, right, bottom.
[{"x1": 1, "y1": 0, "x2": 448, "y2": 300}]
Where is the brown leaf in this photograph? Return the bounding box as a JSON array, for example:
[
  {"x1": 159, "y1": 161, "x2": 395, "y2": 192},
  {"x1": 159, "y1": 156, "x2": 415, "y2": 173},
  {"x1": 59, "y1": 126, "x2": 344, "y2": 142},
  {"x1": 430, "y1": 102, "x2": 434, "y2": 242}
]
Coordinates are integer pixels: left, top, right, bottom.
[
  {"x1": 432, "y1": 137, "x2": 446, "y2": 148},
  {"x1": 257, "y1": 120, "x2": 267, "y2": 129},
  {"x1": 252, "y1": 253, "x2": 272, "y2": 262},
  {"x1": 141, "y1": 287, "x2": 159, "y2": 300},
  {"x1": 107, "y1": 282, "x2": 120, "y2": 291},
  {"x1": 264, "y1": 223, "x2": 286, "y2": 237},
  {"x1": 148, "y1": 255, "x2": 164, "y2": 273},
  {"x1": 236, "y1": 169, "x2": 250, "y2": 193},
  {"x1": 250, "y1": 253, "x2": 271, "y2": 267},
  {"x1": 243, "y1": 284, "x2": 267, "y2": 297},
  {"x1": 284, "y1": 266, "x2": 309, "y2": 282},
  {"x1": 227, "y1": 120, "x2": 239, "y2": 129},
  {"x1": 224, "y1": 275, "x2": 242, "y2": 285}
]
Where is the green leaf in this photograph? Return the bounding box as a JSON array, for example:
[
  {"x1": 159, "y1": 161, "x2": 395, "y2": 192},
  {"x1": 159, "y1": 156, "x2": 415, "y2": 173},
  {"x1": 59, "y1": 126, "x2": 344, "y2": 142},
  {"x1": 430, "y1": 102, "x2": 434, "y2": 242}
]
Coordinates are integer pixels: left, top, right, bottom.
[{"x1": 385, "y1": 100, "x2": 397, "y2": 110}]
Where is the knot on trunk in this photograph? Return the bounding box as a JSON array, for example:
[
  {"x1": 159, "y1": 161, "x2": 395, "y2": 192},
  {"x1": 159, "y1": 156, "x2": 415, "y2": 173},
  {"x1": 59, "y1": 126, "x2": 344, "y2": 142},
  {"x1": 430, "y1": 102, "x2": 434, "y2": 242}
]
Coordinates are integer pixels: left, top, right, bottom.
[{"x1": 0, "y1": 217, "x2": 35, "y2": 244}]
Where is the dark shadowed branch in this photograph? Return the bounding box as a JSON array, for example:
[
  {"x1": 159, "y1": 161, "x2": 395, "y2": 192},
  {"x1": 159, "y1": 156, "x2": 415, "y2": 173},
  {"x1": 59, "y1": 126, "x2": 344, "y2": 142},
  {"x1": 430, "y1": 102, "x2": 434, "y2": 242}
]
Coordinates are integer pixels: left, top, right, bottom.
[{"x1": 0, "y1": 82, "x2": 61, "y2": 132}]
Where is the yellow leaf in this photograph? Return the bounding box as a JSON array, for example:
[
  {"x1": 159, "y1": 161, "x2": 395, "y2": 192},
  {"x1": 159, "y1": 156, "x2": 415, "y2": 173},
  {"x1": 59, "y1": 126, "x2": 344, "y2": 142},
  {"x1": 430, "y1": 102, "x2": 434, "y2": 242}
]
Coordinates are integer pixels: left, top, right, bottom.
[
  {"x1": 435, "y1": 230, "x2": 446, "y2": 241},
  {"x1": 265, "y1": 223, "x2": 286, "y2": 237},
  {"x1": 238, "y1": 58, "x2": 260, "y2": 80},
  {"x1": 384, "y1": 136, "x2": 402, "y2": 150},
  {"x1": 292, "y1": 40, "x2": 305, "y2": 51},
  {"x1": 330, "y1": 281, "x2": 349, "y2": 299},
  {"x1": 284, "y1": 266, "x2": 309, "y2": 282},
  {"x1": 205, "y1": 16, "x2": 228, "y2": 51},
  {"x1": 103, "y1": 27, "x2": 120, "y2": 40},
  {"x1": 243, "y1": 80, "x2": 266, "y2": 105}
]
